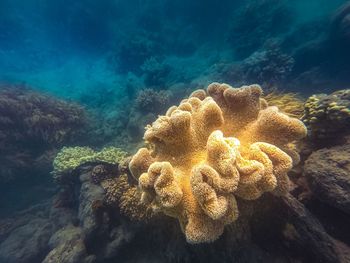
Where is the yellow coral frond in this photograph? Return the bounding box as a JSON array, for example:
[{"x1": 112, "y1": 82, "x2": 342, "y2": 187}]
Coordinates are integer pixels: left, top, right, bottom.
[{"x1": 129, "y1": 82, "x2": 307, "y2": 243}]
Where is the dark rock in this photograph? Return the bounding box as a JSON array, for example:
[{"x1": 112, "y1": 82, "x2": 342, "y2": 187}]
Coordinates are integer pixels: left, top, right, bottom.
[
  {"x1": 253, "y1": 194, "x2": 344, "y2": 263},
  {"x1": 304, "y1": 144, "x2": 350, "y2": 214},
  {"x1": 333, "y1": 239, "x2": 350, "y2": 263},
  {"x1": 78, "y1": 173, "x2": 105, "y2": 239},
  {"x1": 4, "y1": 157, "x2": 349, "y2": 263},
  {"x1": 279, "y1": 194, "x2": 341, "y2": 263},
  {"x1": 43, "y1": 224, "x2": 95, "y2": 263},
  {"x1": 0, "y1": 201, "x2": 51, "y2": 243},
  {"x1": 0, "y1": 197, "x2": 79, "y2": 263},
  {"x1": 0, "y1": 218, "x2": 52, "y2": 263}
]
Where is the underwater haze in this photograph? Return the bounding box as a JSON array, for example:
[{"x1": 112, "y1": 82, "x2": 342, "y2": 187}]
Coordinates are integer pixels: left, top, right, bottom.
[
  {"x1": 1, "y1": 0, "x2": 349, "y2": 99},
  {"x1": 1, "y1": 0, "x2": 350, "y2": 263}
]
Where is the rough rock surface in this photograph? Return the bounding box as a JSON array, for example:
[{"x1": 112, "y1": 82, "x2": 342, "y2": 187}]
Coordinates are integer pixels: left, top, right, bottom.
[
  {"x1": 78, "y1": 172, "x2": 106, "y2": 238},
  {"x1": 43, "y1": 225, "x2": 95, "y2": 263},
  {"x1": 279, "y1": 195, "x2": 342, "y2": 263},
  {"x1": 1, "y1": 159, "x2": 350, "y2": 263},
  {"x1": 304, "y1": 143, "x2": 350, "y2": 214},
  {"x1": 42, "y1": 165, "x2": 139, "y2": 263},
  {"x1": 250, "y1": 193, "x2": 347, "y2": 263},
  {"x1": 0, "y1": 218, "x2": 52, "y2": 263}
]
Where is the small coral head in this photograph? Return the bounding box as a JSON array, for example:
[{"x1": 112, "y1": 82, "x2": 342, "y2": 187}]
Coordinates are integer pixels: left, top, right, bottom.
[{"x1": 129, "y1": 82, "x2": 307, "y2": 243}]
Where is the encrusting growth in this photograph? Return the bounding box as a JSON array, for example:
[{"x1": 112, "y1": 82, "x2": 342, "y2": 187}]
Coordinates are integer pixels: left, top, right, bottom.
[
  {"x1": 263, "y1": 91, "x2": 304, "y2": 119},
  {"x1": 129, "y1": 82, "x2": 307, "y2": 243},
  {"x1": 302, "y1": 89, "x2": 350, "y2": 140},
  {"x1": 101, "y1": 174, "x2": 153, "y2": 221}
]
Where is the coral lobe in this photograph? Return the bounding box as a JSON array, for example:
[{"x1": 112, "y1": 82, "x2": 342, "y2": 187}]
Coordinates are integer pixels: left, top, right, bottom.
[{"x1": 130, "y1": 82, "x2": 307, "y2": 243}]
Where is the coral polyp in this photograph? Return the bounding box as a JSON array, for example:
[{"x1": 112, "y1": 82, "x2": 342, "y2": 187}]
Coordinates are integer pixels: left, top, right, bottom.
[
  {"x1": 263, "y1": 91, "x2": 304, "y2": 118},
  {"x1": 302, "y1": 89, "x2": 350, "y2": 140},
  {"x1": 129, "y1": 82, "x2": 307, "y2": 243}
]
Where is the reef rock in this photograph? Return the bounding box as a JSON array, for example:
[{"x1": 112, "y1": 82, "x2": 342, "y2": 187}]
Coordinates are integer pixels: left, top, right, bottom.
[
  {"x1": 0, "y1": 217, "x2": 52, "y2": 263},
  {"x1": 3, "y1": 152, "x2": 347, "y2": 262},
  {"x1": 43, "y1": 225, "x2": 95, "y2": 263},
  {"x1": 44, "y1": 161, "x2": 140, "y2": 263},
  {"x1": 260, "y1": 194, "x2": 346, "y2": 263},
  {"x1": 304, "y1": 143, "x2": 350, "y2": 214}
]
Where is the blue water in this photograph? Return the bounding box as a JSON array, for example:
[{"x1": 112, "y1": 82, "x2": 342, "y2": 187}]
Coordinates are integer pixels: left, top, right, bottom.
[
  {"x1": 0, "y1": 0, "x2": 349, "y2": 197},
  {"x1": 0, "y1": 1, "x2": 350, "y2": 262},
  {"x1": 1, "y1": 0, "x2": 348, "y2": 104},
  {"x1": 0, "y1": 0, "x2": 349, "y2": 208}
]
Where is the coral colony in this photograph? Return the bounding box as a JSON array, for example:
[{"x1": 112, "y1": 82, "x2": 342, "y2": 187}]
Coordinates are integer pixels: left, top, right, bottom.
[
  {"x1": 1, "y1": 1, "x2": 350, "y2": 262},
  {"x1": 51, "y1": 82, "x2": 308, "y2": 244},
  {"x1": 0, "y1": 86, "x2": 86, "y2": 182},
  {"x1": 129, "y1": 83, "x2": 306, "y2": 243}
]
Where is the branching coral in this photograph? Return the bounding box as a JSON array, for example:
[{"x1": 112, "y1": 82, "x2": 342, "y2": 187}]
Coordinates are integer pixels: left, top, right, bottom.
[
  {"x1": 207, "y1": 41, "x2": 294, "y2": 90},
  {"x1": 123, "y1": 88, "x2": 172, "y2": 141},
  {"x1": 302, "y1": 89, "x2": 350, "y2": 140},
  {"x1": 53, "y1": 146, "x2": 94, "y2": 174},
  {"x1": 0, "y1": 86, "x2": 86, "y2": 146},
  {"x1": 0, "y1": 85, "x2": 87, "y2": 182},
  {"x1": 52, "y1": 146, "x2": 127, "y2": 181},
  {"x1": 141, "y1": 57, "x2": 171, "y2": 88},
  {"x1": 135, "y1": 88, "x2": 171, "y2": 114},
  {"x1": 240, "y1": 41, "x2": 295, "y2": 88},
  {"x1": 129, "y1": 82, "x2": 306, "y2": 243}
]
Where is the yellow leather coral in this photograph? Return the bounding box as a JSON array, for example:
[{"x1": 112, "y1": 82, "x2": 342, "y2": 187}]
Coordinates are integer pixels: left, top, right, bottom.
[{"x1": 129, "y1": 82, "x2": 307, "y2": 244}]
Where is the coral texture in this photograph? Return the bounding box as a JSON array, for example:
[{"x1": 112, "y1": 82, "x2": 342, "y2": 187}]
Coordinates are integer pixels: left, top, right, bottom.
[
  {"x1": 135, "y1": 88, "x2": 171, "y2": 113},
  {"x1": 129, "y1": 82, "x2": 306, "y2": 243},
  {"x1": 101, "y1": 174, "x2": 153, "y2": 221},
  {"x1": 141, "y1": 57, "x2": 171, "y2": 88},
  {"x1": 0, "y1": 85, "x2": 87, "y2": 182},
  {"x1": 52, "y1": 146, "x2": 127, "y2": 181},
  {"x1": 263, "y1": 91, "x2": 304, "y2": 118},
  {"x1": 240, "y1": 41, "x2": 295, "y2": 88},
  {"x1": 52, "y1": 145, "x2": 150, "y2": 221},
  {"x1": 302, "y1": 89, "x2": 350, "y2": 140},
  {"x1": 304, "y1": 142, "x2": 350, "y2": 214}
]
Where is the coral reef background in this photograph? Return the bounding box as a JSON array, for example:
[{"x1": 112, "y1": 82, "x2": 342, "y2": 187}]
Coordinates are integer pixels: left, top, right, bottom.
[
  {"x1": 1, "y1": 0, "x2": 350, "y2": 263},
  {"x1": 0, "y1": 0, "x2": 349, "y2": 149},
  {"x1": 1, "y1": 1, "x2": 349, "y2": 97}
]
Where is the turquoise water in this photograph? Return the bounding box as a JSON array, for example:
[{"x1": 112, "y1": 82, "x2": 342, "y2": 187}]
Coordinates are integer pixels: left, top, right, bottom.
[
  {"x1": 1, "y1": 0, "x2": 348, "y2": 103},
  {"x1": 0, "y1": 1, "x2": 350, "y2": 262}
]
